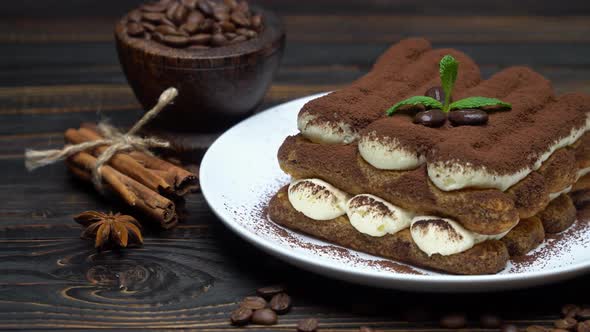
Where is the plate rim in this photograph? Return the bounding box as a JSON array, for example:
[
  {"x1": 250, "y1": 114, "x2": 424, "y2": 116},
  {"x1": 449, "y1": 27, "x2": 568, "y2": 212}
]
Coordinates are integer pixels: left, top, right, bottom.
[{"x1": 200, "y1": 93, "x2": 590, "y2": 289}]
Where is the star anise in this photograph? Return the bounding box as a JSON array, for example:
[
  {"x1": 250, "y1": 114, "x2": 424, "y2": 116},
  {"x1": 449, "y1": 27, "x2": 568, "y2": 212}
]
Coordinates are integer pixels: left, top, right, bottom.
[{"x1": 74, "y1": 211, "x2": 143, "y2": 249}]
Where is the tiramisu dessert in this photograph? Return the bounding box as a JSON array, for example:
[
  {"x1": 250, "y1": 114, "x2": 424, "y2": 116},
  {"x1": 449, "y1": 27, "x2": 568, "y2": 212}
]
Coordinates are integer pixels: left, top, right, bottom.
[{"x1": 268, "y1": 38, "x2": 590, "y2": 275}]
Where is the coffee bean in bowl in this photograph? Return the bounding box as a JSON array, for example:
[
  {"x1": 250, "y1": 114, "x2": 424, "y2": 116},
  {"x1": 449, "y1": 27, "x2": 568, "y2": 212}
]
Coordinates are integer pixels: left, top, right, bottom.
[{"x1": 115, "y1": 0, "x2": 285, "y2": 132}]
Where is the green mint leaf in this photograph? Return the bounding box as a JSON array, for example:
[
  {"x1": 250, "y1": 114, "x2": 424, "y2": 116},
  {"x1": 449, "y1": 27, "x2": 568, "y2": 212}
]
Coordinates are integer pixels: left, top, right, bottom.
[
  {"x1": 386, "y1": 96, "x2": 443, "y2": 116},
  {"x1": 439, "y1": 54, "x2": 459, "y2": 112},
  {"x1": 449, "y1": 97, "x2": 512, "y2": 111}
]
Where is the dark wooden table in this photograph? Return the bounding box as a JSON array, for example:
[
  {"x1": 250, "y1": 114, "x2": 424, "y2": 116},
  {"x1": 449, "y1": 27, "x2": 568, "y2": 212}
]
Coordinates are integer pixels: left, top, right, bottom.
[{"x1": 2, "y1": 0, "x2": 590, "y2": 330}]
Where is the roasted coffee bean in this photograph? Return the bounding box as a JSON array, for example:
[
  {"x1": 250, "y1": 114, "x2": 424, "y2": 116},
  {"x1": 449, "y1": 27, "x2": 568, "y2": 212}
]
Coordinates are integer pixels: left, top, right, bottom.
[
  {"x1": 269, "y1": 293, "x2": 291, "y2": 314},
  {"x1": 141, "y1": 1, "x2": 169, "y2": 12},
  {"x1": 425, "y1": 86, "x2": 446, "y2": 103},
  {"x1": 189, "y1": 33, "x2": 212, "y2": 44},
  {"x1": 230, "y1": 307, "x2": 252, "y2": 326},
  {"x1": 172, "y1": 5, "x2": 189, "y2": 25},
  {"x1": 502, "y1": 324, "x2": 519, "y2": 332},
  {"x1": 143, "y1": 12, "x2": 166, "y2": 23},
  {"x1": 230, "y1": 35, "x2": 247, "y2": 43},
  {"x1": 251, "y1": 308, "x2": 277, "y2": 325},
  {"x1": 181, "y1": 21, "x2": 200, "y2": 34},
  {"x1": 439, "y1": 313, "x2": 467, "y2": 329},
  {"x1": 578, "y1": 321, "x2": 590, "y2": 332},
  {"x1": 160, "y1": 34, "x2": 190, "y2": 47},
  {"x1": 225, "y1": 32, "x2": 237, "y2": 39},
  {"x1": 186, "y1": 11, "x2": 204, "y2": 25},
  {"x1": 214, "y1": 10, "x2": 230, "y2": 22},
  {"x1": 240, "y1": 296, "x2": 267, "y2": 310},
  {"x1": 211, "y1": 33, "x2": 228, "y2": 46},
  {"x1": 181, "y1": 0, "x2": 199, "y2": 8},
  {"x1": 236, "y1": 0, "x2": 249, "y2": 13},
  {"x1": 231, "y1": 11, "x2": 250, "y2": 26},
  {"x1": 199, "y1": 18, "x2": 215, "y2": 32},
  {"x1": 128, "y1": 9, "x2": 143, "y2": 22},
  {"x1": 255, "y1": 284, "x2": 285, "y2": 300},
  {"x1": 198, "y1": 0, "x2": 214, "y2": 16},
  {"x1": 220, "y1": 20, "x2": 236, "y2": 32},
  {"x1": 526, "y1": 325, "x2": 549, "y2": 332},
  {"x1": 359, "y1": 327, "x2": 375, "y2": 332},
  {"x1": 448, "y1": 109, "x2": 489, "y2": 126},
  {"x1": 127, "y1": 22, "x2": 145, "y2": 36},
  {"x1": 236, "y1": 28, "x2": 257, "y2": 37},
  {"x1": 251, "y1": 14, "x2": 263, "y2": 29},
  {"x1": 212, "y1": 22, "x2": 223, "y2": 34},
  {"x1": 413, "y1": 109, "x2": 446, "y2": 127},
  {"x1": 555, "y1": 317, "x2": 577, "y2": 330},
  {"x1": 576, "y1": 308, "x2": 590, "y2": 320},
  {"x1": 142, "y1": 22, "x2": 157, "y2": 32},
  {"x1": 165, "y1": 1, "x2": 179, "y2": 20},
  {"x1": 562, "y1": 304, "x2": 580, "y2": 318},
  {"x1": 480, "y1": 314, "x2": 502, "y2": 328},
  {"x1": 155, "y1": 24, "x2": 181, "y2": 35},
  {"x1": 224, "y1": 0, "x2": 238, "y2": 9},
  {"x1": 297, "y1": 318, "x2": 319, "y2": 332}
]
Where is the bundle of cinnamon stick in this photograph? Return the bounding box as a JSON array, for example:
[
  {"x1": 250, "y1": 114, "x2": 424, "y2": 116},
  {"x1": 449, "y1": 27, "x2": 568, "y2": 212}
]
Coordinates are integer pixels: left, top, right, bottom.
[{"x1": 64, "y1": 123, "x2": 199, "y2": 229}]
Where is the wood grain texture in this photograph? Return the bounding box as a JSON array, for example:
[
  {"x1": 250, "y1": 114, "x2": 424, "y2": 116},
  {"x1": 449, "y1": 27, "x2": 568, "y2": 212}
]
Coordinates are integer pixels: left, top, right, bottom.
[{"x1": 1, "y1": 0, "x2": 590, "y2": 330}]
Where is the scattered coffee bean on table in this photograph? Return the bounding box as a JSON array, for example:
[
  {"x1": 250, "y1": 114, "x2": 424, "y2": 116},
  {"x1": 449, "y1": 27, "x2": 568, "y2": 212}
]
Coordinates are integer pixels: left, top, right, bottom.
[
  {"x1": 480, "y1": 313, "x2": 502, "y2": 328},
  {"x1": 439, "y1": 313, "x2": 467, "y2": 329},
  {"x1": 230, "y1": 307, "x2": 253, "y2": 326},
  {"x1": 269, "y1": 292, "x2": 291, "y2": 314},
  {"x1": 501, "y1": 324, "x2": 519, "y2": 332},
  {"x1": 448, "y1": 108, "x2": 489, "y2": 126},
  {"x1": 251, "y1": 308, "x2": 278, "y2": 325},
  {"x1": 240, "y1": 296, "x2": 267, "y2": 310},
  {"x1": 124, "y1": 0, "x2": 263, "y2": 48},
  {"x1": 413, "y1": 109, "x2": 446, "y2": 127},
  {"x1": 554, "y1": 317, "x2": 577, "y2": 330},
  {"x1": 256, "y1": 285, "x2": 286, "y2": 299},
  {"x1": 297, "y1": 318, "x2": 319, "y2": 332}
]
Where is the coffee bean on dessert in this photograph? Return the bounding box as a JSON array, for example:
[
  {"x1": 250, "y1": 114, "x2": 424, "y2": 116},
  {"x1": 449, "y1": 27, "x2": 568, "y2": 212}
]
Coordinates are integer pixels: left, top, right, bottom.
[
  {"x1": 480, "y1": 314, "x2": 502, "y2": 328},
  {"x1": 425, "y1": 86, "x2": 446, "y2": 103},
  {"x1": 251, "y1": 308, "x2": 277, "y2": 325},
  {"x1": 562, "y1": 304, "x2": 580, "y2": 318},
  {"x1": 501, "y1": 324, "x2": 520, "y2": 332},
  {"x1": 413, "y1": 109, "x2": 446, "y2": 127},
  {"x1": 448, "y1": 109, "x2": 489, "y2": 126},
  {"x1": 211, "y1": 33, "x2": 228, "y2": 46},
  {"x1": 127, "y1": 22, "x2": 145, "y2": 36},
  {"x1": 230, "y1": 307, "x2": 253, "y2": 326},
  {"x1": 269, "y1": 293, "x2": 291, "y2": 314},
  {"x1": 576, "y1": 308, "x2": 590, "y2": 320},
  {"x1": 297, "y1": 318, "x2": 319, "y2": 332},
  {"x1": 440, "y1": 313, "x2": 467, "y2": 329},
  {"x1": 554, "y1": 318, "x2": 577, "y2": 330},
  {"x1": 240, "y1": 296, "x2": 267, "y2": 310}
]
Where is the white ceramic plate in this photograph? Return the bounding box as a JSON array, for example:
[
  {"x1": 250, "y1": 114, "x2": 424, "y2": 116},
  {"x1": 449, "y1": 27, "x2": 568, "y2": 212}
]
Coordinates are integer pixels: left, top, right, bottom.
[{"x1": 200, "y1": 93, "x2": 590, "y2": 292}]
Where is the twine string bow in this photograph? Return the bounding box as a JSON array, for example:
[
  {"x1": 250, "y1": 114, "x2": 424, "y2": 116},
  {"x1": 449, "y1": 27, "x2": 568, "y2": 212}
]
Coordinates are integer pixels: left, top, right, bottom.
[{"x1": 25, "y1": 87, "x2": 178, "y2": 191}]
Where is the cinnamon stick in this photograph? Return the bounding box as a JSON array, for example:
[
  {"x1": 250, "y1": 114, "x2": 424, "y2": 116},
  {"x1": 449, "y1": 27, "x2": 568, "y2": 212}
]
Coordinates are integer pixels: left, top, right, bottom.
[
  {"x1": 80, "y1": 123, "x2": 199, "y2": 196},
  {"x1": 64, "y1": 130, "x2": 178, "y2": 229}
]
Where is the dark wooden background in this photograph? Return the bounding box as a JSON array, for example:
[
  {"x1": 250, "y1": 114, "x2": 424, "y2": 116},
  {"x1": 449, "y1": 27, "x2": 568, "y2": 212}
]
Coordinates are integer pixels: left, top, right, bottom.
[{"x1": 1, "y1": 0, "x2": 590, "y2": 330}]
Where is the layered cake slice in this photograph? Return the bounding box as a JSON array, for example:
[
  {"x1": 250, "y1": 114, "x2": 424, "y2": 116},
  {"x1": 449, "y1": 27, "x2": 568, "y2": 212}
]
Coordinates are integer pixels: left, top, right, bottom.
[{"x1": 268, "y1": 38, "x2": 590, "y2": 275}]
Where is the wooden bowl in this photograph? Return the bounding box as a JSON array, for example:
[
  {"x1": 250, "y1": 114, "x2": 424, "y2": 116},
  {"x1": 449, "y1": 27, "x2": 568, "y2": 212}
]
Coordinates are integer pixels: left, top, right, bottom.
[{"x1": 115, "y1": 7, "x2": 285, "y2": 132}]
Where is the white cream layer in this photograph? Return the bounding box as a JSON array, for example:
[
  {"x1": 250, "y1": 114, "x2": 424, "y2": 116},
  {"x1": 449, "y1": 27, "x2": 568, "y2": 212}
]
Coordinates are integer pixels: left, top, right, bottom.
[
  {"x1": 287, "y1": 179, "x2": 511, "y2": 256},
  {"x1": 410, "y1": 216, "x2": 511, "y2": 256},
  {"x1": 297, "y1": 112, "x2": 358, "y2": 144},
  {"x1": 357, "y1": 114, "x2": 589, "y2": 191},
  {"x1": 548, "y1": 186, "x2": 573, "y2": 202},
  {"x1": 346, "y1": 194, "x2": 414, "y2": 237},
  {"x1": 288, "y1": 179, "x2": 349, "y2": 220}
]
